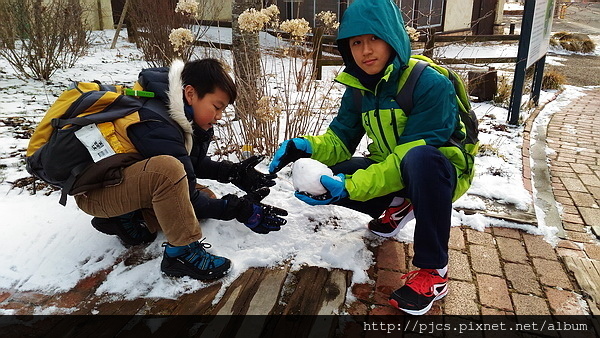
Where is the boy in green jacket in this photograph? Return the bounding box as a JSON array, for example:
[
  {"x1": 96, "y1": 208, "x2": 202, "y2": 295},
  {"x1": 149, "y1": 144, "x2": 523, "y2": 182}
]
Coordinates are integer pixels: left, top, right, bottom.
[{"x1": 269, "y1": 0, "x2": 474, "y2": 315}]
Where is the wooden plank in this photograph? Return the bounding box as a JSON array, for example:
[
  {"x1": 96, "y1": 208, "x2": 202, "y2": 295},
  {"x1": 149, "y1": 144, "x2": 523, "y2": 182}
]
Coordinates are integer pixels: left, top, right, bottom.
[
  {"x1": 283, "y1": 266, "x2": 330, "y2": 315},
  {"x1": 234, "y1": 267, "x2": 290, "y2": 338},
  {"x1": 564, "y1": 257, "x2": 600, "y2": 305},
  {"x1": 309, "y1": 269, "x2": 351, "y2": 338},
  {"x1": 317, "y1": 269, "x2": 349, "y2": 315},
  {"x1": 169, "y1": 282, "x2": 222, "y2": 315}
]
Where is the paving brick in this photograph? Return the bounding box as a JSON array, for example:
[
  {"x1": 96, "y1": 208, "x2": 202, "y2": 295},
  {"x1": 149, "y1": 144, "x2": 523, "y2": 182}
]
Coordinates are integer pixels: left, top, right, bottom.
[
  {"x1": 563, "y1": 221, "x2": 587, "y2": 232},
  {"x1": 557, "y1": 239, "x2": 583, "y2": 250},
  {"x1": 496, "y1": 237, "x2": 528, "y2": 263},
  {"x1": 504, "y1": 262, "x2": 541, "y2": 296},
  {"x1": 448, "y1": 250, "x2": 472, "y2": 282},
  {"x1": 347, "y1": 301, "x2": 369, "y2": 316},
  {"x1": 560, "y1": 177, "x2": 587, "y2": 192},
  {"x1": 444, "y1": 280, "x2": 479, "y2": 315},
  {"x1": 492, "y1": 227, "x2": 521, "y2": 239},
  {"x1": 477, "y1": 274, "x2": 513, "y2": 311},
  {"x1": 511, "y1": 293, "x2": 550, "y2": 315},
  {"x1": 583, "y1": 243, "x2": 600, "y2": 260},
  {"x1": 352, "y1": 283, "x2": 374, "y2": 303},
  {"x1": 449, "y1": 226, "x2": 465, "y2": 250},
  {"x1": 376, "y1": 240, "x2": 406, "y2": 272},
  {"x1": 374, "y1": 270, "x2": 404, "y2": 305},
  {"x1": 562, "y1": 212, "x2": 584, "y2": 224},
  {"x1": 569, "y1": 163, "x2": 593, "y2": 174},
  {"x1": 579, "y1": 174, "x2": 600, "y2": 187},
  {"x1": 368, "y1": 305, "x2": 400, "y2": 316},
  {"x1": 556, "y1": 247, "x2": 587, "y2": 259},
  {"x1": 565, "y1": 230, "x2": 594, "y2": 243},
  {"x1": 466, "y1": 229, "x2": 495, "y2": 246},
  {"x1": 531, "y1": 258, "x2": 573, "y2": 289},
  {"x1": 544, "y1": 287, "x2": 586, "y2": 315},
  {"x1": 469, "y1": 245, "x2": 502, "y2": 276},
  {"x1": 579, "y1": 207, "x2": 600, "y2": 226},
  {"x1": 522, "y1": 234, "x2": 558, "y2": 261},
  {"x1": 569, "y1": 192, "x2": 596, "y2": 207},
  {"x1": 480, "y1": 307, "x2": 514, "y2": 315}
]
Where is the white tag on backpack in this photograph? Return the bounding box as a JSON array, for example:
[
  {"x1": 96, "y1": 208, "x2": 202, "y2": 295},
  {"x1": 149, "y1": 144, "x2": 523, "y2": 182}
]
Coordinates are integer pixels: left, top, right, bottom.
[{"x1": 74, "y1": 124, "x2": 116, "y2": 162}]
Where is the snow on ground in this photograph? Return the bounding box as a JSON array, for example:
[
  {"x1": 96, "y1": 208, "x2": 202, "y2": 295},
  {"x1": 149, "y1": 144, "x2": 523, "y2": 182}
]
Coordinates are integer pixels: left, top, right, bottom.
[{"x1": 0, "y1": 28, "x2": 591, "y2": 305}]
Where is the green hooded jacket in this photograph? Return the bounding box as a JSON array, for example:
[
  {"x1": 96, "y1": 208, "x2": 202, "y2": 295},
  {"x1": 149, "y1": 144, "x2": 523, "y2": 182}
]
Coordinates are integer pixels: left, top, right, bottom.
[{"x1": 303, "y1": 0, "x2": 473, "y2": 202}]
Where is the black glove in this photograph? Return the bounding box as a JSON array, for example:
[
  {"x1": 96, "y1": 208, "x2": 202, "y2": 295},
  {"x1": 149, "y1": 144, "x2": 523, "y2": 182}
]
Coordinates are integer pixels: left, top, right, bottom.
[
  {"x1": 222, "y1": 189, "x2": 288, "y2": 234},
  {"x1": 224, "y1": 155, "x2": 277, "y2": 193}
]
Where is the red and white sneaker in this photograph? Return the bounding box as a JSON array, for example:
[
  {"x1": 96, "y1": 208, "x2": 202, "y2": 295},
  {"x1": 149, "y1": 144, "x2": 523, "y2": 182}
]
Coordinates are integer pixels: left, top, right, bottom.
[
  {"x1": 389, "y1": 269, "x2": 448, "y2": 315},
  {"x1": 368, "y1": 199, "x2": 414, "y2": 237}
]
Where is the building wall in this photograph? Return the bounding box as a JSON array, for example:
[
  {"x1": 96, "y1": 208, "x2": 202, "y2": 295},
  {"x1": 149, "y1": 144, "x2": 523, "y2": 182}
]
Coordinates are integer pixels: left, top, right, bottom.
[
  {"x1": 444, "y1": 0, "x2": 474, "y2": 31},
  {"x1": 80, "y1": 0, "x2": 114, "y2": 30}
]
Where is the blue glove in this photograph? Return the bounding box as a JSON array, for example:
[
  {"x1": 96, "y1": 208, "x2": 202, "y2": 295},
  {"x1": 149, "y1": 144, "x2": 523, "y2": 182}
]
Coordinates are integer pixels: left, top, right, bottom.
[
  {"x1": 223, "y1": 191, "x2": 288, "y2": 234},
  {"x1": 295, "y1": 173, "x2": 348, "y2": 205},
  {"x1": 269, "y1": 138, "x2": 312, "y2": 173},
  {"x1": 243, "y1": 204, "x2": 287, "y2": 234}
]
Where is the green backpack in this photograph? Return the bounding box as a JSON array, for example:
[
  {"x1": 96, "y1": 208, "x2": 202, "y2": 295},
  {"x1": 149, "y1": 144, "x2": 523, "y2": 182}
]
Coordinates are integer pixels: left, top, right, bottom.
[{"x1": 353, "y1": 55, "x2": 479, "y2": 170}]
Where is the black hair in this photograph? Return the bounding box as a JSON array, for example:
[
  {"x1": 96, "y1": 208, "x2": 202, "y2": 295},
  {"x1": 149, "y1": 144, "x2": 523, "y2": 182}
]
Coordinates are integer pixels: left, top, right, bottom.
[{"x1": 181, "y1": 58, "x2": 237, "y2": 104}]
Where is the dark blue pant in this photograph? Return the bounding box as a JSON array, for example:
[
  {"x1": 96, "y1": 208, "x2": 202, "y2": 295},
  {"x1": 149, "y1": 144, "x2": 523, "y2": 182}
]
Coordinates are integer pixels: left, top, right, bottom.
[{"x1": 330, "y1": 145, "x2": 457, "y2": 269}]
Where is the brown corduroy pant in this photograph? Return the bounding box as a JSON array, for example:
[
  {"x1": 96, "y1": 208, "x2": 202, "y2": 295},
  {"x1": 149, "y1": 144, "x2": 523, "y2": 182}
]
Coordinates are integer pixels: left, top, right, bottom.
[{"x1": 75, "y1": 155, "x2": 202, "y2": 246}]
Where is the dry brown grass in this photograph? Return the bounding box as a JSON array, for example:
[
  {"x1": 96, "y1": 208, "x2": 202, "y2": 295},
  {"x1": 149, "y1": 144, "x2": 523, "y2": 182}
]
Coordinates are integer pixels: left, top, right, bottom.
[
  {"x1": 551, "y1": 32, "x2": 596, "y2": 54},
  {"x1": 542, "y1": 69, "x2": 566, "y2": 90}
]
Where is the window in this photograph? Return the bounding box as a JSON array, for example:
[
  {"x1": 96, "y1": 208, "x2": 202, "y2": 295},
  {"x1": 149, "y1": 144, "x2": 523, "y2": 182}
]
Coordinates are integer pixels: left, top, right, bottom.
[{"x1": 398, "y1": 0, "x2": 445, "y2": 29}]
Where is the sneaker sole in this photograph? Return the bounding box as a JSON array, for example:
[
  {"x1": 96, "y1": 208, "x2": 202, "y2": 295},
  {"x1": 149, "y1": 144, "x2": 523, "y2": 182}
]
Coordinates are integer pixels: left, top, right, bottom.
[
  {"x1": 370, "y1": 209, "x2": 415, "y2": 238},
  {"x1": 389, "y1": 286, "x2": 448, "y2": 316},
  {"x1": 161, "y1": 260, "x2": 232, "y2": 281}
]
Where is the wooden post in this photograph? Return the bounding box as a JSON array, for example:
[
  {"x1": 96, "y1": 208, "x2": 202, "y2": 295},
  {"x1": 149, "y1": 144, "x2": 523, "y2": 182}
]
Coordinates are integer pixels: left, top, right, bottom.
[
  {"x1": 111, "y1": 0, "x2": 130, "y2": 49},
  {"x1": 312, "y1": 27, "x2": 324, "y2": 80}
]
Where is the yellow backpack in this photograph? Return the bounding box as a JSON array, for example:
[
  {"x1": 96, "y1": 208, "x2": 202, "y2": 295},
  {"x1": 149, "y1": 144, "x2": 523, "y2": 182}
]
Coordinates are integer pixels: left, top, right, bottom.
[{"x1": 26, "y1": 81, "x2": 152, "y2": 205}]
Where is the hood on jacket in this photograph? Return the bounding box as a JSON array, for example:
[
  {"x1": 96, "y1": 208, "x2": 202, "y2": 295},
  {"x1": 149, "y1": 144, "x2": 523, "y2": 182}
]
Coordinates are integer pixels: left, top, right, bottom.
[
  {"x1": 167, "y1": 59, "x2": 194, "y2": 154},
  {"x1": 337, "y1": 0, "x2": 411, "y2": 77},
  {"x1": 136, "y1": 60, "x2": 194, "y2": 154}
]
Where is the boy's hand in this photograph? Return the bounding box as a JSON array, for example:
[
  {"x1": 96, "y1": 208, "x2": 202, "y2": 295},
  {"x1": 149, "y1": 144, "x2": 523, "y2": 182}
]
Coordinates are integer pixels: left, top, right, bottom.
[
  {"x1": 230, "y1": 155, "x2": 277, "y2": 193},
  {"x1": 222, "y1": 192, "x2": 288, "y2": 234},
  {"x1": 295, "y1": 174, "x2": 348, "y2": 205},
  {"x1": 268, "y1": 138, "x2": 312, "y2": 173}
]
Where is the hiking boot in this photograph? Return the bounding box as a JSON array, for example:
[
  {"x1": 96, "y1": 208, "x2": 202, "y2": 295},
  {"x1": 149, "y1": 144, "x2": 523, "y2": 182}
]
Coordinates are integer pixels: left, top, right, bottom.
[
  {"x1": 161, "y1": 239, "x2": 231, "y2": 281},
  {"x1": 368, "y1": 199, "x2": 414, "y2": 237},
  {"x1": 389, "y1": 269, "x2": 448, "y2": 315},
  {"x1": 91, "y1": 211, "x2": 157, "y2": 247}
]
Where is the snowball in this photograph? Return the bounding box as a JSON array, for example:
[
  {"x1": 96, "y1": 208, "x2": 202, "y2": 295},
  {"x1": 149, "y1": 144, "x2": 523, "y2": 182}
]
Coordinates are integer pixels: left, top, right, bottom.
[{"x1": 292, "y1": 158, "x2": 334, "y2": 196}]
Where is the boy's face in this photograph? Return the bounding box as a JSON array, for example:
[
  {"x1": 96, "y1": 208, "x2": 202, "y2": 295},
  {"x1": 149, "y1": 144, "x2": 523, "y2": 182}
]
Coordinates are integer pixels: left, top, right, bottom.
[
  {"x1": 349, "y1": 34, "x2": 394, "y2": 75},
  {"x1": 184, "y1": 85, "x2": 230, "y2": 130}
]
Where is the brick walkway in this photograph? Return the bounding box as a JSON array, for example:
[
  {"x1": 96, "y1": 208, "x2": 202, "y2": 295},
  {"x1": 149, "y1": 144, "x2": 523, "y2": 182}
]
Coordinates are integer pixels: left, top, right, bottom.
[
  {"x1": 352, "y1": 87, "x2": 600, "y2": 316},
  {"x1": 2, "y1": 89, "x2": 600, "y2": 322}
]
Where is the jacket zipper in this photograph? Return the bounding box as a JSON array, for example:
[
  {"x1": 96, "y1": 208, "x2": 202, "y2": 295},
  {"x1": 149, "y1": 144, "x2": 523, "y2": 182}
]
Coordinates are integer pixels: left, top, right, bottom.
[
  {"x1": 364, "y1": 112, "x2": 384, "y2": 153},
  {"x1": 390, "y1": 108, "x2": 400, "y2": 143}
]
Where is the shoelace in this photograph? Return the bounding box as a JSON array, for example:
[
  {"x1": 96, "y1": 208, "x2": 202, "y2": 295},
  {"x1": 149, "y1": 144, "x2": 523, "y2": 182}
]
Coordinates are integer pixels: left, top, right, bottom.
[
  {"x1": 401, "y1": 269, "x2": 441, "y2": 296},
  {"x1": 184, "y1": 239, "x2": 219, "y2": 269}
]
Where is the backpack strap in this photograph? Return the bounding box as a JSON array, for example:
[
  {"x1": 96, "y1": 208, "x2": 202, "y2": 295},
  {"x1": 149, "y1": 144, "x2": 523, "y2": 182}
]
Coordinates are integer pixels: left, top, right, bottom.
[
  {"x1": 352, "y1": 87, "x2": 363, "y2": 111},
  {"x1": 395, "y1": 60, "x2": 429, "y2": 116}
]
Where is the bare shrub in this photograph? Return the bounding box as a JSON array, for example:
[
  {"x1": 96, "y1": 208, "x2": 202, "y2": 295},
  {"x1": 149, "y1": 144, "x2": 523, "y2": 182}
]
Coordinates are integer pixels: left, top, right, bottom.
[
  {"x1": 128, "y1": 0, "x2": 224, "y2": 67},
  {"x1": 213, "y1": 7, "x2": 340, "y2": 159},
  {"x1": 0, "y1": 0, "x2": 92, "y2": 80}
]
